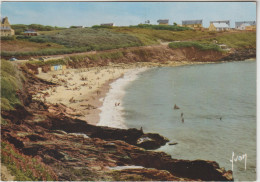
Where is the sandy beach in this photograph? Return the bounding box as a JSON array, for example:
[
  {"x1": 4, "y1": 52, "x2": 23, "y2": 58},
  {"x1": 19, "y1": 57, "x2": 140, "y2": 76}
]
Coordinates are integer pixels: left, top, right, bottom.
[{"x1": 35, "y1": 61, "x2": 211, "y2": 126}]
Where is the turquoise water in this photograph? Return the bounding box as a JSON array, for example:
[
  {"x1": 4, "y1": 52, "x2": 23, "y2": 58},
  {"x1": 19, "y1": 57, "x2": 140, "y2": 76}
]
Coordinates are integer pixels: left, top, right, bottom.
[{"x1": 123, "y1": 61, "x2": 256, "y2": 181}]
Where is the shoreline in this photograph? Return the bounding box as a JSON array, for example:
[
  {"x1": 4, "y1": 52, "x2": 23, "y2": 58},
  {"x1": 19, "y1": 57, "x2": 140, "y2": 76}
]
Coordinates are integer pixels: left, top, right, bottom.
[
  {"x1": 35, "y1": 59, "x2": 256, "y2": 127},
  {"x1": 97, "y1": 67, "x2": 149, "y2": 129},
  {"x1": 3, "y1": 59, "x2": 249, "y2": 181},
  {"x1": 35, "y1": 61, "x2": 212, "y2": 126}
]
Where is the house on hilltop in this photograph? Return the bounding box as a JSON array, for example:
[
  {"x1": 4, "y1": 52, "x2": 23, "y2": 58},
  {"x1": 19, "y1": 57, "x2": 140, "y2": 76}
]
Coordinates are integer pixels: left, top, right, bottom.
[
  {"x1": 182, "y1": 20, "x2": 203, "y2": 29},
  {"x1": 235, "y1": 21, "x2": 256, "y2": 31},
  {"x1": 209, "y1": 20, "x2": 230, "y2": 31},
  {"x1": 0, "y1": 17, "x2": 15, "y2": 36},
  {"x1": 157, "y1": 19, "x2": 169, "y2": 25},
  {"x1": 100, "y1": 23, "x2": 114, "y2": 27},
  {"x1": 24, "y1": 29, "x2": 38, "y2": 36}
]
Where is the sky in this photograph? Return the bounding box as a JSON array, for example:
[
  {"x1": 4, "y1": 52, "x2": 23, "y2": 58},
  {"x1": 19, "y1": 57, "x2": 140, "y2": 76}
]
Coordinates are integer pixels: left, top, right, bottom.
[{"x1": 0, "y1": 1, "x2": 256, "y2": 28}]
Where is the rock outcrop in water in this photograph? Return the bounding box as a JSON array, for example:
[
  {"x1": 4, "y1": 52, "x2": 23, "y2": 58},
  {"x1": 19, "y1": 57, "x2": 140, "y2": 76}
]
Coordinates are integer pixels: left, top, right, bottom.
[
  {"x1": 218, "y1": 48, "x2": 256, "y2": 61},
  {"x1": 1, "y1": 120, "x2": 233, "y2": 181}
]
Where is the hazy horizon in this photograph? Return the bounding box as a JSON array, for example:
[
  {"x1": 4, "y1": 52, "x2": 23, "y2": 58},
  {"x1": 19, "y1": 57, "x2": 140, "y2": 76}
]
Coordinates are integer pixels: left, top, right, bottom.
[{"x1": 1, "y1": 1, "x2": 256, "y2": 28}]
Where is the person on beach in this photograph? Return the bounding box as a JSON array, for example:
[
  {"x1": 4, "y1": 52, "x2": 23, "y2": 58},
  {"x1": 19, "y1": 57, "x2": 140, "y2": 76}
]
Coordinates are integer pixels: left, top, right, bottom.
[{"x1": 182, "y1": 118, "x2": 184, "y2": 123}]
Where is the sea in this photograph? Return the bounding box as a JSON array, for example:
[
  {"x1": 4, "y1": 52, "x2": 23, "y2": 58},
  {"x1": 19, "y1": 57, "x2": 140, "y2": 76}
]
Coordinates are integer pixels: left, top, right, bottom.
[{"x1": 98, "y1": 60, "x2": 256, "y2": 181}]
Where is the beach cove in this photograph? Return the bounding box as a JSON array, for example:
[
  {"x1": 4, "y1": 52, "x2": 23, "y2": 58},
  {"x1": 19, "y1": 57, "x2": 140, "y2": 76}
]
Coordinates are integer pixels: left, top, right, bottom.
[
  {"x1": 33, "y1": 59, "x2": 256, "y2": 181},
  {"x1": 2, "y1": 44, "x2": 256, "y2": 181}
]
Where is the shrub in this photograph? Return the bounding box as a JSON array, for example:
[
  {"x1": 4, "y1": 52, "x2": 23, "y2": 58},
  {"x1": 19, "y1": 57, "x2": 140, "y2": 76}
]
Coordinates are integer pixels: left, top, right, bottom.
[
  {"x1": 11, "y1": 24, "x2": 65, "y2": 32},
  {"x1": 1, "y1": 60, "x2": 24, "y2": 110},
  {"x1": 131, "y1": 24, "x2": 191, "y2": 31},
  {"x1": 1, "y1": 141, "x2": 58, "y2": 181},
  {"x1": 1, "y1": 36, "x2": 15, "y2": 40},
  {"x1": 168, "y1": 41, "x2": 222, "y2": 52},
  {"x1": 25, "y1": 28, "x2": 143, "y2": 50}
]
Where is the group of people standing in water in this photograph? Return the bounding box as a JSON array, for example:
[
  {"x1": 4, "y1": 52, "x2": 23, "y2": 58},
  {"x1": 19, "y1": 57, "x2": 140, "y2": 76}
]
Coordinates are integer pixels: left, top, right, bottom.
[
  {"x1": 174, "y1": 104, "x2": 184, "y2": 123},
  {"x1": 174, "y1": 104, "x2": 222, "y2": 123}
]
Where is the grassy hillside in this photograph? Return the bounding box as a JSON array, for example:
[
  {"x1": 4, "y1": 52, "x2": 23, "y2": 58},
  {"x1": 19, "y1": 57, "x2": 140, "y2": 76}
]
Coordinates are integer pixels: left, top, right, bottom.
[
  {"x1": 24, "y1": 28, "x2": 143, "y2": 49},
  {"x1": 1, "y1": 28, "x2": 144, "y2": 58},
  {"x1": 168, "y1": 41, "x2": 222, "y2": 52},
  {"x1": 1, "y1": 26, "x2": 256, "y2": 58},
  {"x1": 11, "y1": 24, "x2": 65, "y2": 35},
  {"x1": 111, "y1": 28, "x2": 222, "y2": 43},
  {"x1": 1, "y1": 39, "x2": 65, "y2": 52},
  {"x1": 198, "y1": 32, "x2": 256, "y2": 49},
  {"x1": 1, "y1": 60, "x2": 24, "y2": 111}
]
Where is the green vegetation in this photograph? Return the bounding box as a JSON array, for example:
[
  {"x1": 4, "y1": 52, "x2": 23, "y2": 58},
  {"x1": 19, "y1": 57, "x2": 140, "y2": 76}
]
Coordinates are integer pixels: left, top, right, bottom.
[
  {"x1": 25, "y1": 28, "x2": 142, "y2": 49},
  {"x1": 11, "y1": 24, "x2": 65, "y2": 35},
  {"x1": 168, "y1": 41, "x2": 222, "y2": 52},
  {"x1": 1, "y1": 60, "x2": 24, "y2": 111},
  {"x1": 1, "y1": 25, "x2": 256, "y2": 58},
  {"x1": 24, "y1": 51, "x2": 125, "y2": 67},
  {"x1": 1, "y1": 141, "x2": 58, "y2": 181},
  {"x1": 198, "y1": 32, "x2": 256, "y2": 49},
  {"x1": 92, "y1": 25, "x2": 114, "y2": 29},
  {"x1": 111, "y1": 28, "x2": 220, "y2": 44},
  {"x1": 2, "y1": 28, "x2": 143, "y2": 57},
  {"x1": 27, "y1": 58, "x2": 68, "y2": 66},
  {"x1": 131, "y1": 24, "x2": 190, "y2": 31},
  {"x1": 2, "y1": 47, "x2": 92, "y2": 58},
  {"x1": 1, "y1": 36, "x2": 15, "y2": 40}
]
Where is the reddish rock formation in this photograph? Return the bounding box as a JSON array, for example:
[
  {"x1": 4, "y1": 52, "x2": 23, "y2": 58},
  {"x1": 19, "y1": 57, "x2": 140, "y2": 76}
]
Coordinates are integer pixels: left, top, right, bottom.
[{"x1": 1, "y1": 54, "x2": 235, "y2": 181}]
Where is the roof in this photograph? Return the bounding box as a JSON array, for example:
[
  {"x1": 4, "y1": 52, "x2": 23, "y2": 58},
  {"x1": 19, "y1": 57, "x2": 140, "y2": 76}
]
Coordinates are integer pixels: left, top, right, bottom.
[
  {"x1": 182, "y1": 20, "x2": 202, "y2": 25},
  {"x1": 24, "y1": 30, "x2": 37, "y2": 33},
  {"x1": 210, "y1": 20, "x2": 230, "y2": 26},
  {"x1": 0, "y1": 27, "x2": 11, "y2": 30},
  {"x1": 157, "y1": 19, "x2": 169, "y2": 24},
  {"x1": 100, "y1": 23, "x2": 114, "y2": 26},
  {"x1": 235, "y1": 21, "x2": 256, "y2": 28},
  {"x1": 212, "y1": 22, "x2": 230, "y2": 28},
  {"x1": 1, "y1": 17, "x2": 8, "y2": 24}
]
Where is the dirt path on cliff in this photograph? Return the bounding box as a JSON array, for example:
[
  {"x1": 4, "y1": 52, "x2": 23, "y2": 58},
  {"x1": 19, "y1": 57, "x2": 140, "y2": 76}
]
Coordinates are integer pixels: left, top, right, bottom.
[
  {"x1": 13, "y1": 31, "x2": 244, "y2": 64},
  {"x1": 15, "y1": 43, "x2": 168, "y2": 63}
]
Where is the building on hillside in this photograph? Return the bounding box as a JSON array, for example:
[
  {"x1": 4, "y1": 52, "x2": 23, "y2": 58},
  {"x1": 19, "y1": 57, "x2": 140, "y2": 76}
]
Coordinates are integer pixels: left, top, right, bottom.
[
  {"x1": 24, "y1": 29, "x2": 38, "y2": 36},
  {"x1": 0, "y1": 17, "x2": 15, "y2": 36},
  {"x1": 209, "y1": 20, "x2": 230, "y2": 31},
  {"x1": 182, "y1": 20, "x2": 203, "y2": 29},
  {"x1": 235, "y1": 21, "x2": 256, "y2": 30},
  {"x1": 100, "y1": 23, "x2": 114, "y2": 27},
  {"x1": 51, "y1": 65, "x2": 67, "y2": 71},
  {"x1": 157, "y1": 19, "x2": 169, "y2": 25}
]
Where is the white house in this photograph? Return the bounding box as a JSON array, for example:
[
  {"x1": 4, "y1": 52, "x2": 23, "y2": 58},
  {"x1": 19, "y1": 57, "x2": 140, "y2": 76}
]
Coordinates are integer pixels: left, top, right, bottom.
[
  {"x1": 235, "y1": 21, "x2": 256, "y2": 30},
  {"x1": 209, "y1": 21, "x2": 230, "y2": 31}
]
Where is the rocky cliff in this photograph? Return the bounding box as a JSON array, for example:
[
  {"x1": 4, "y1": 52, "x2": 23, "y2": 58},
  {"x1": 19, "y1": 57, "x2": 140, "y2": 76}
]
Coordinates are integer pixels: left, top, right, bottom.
[
  {"x1": 24, "y1": 45, "x2": 256, "y2": 75},
  {"x1": 0, "y1": 57, "x2": 235, "y2": 181}
]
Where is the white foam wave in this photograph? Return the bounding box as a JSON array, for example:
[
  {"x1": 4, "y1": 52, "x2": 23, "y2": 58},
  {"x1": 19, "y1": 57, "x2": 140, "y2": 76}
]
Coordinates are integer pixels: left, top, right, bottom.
[
  {"x1": 97, "y1": 67, "x2": 149, "y2": 129},
  {"x1": 108, "y1": 165, "x2": 144, "y2": 170}
]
